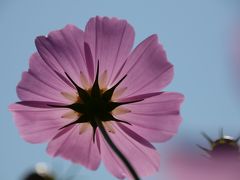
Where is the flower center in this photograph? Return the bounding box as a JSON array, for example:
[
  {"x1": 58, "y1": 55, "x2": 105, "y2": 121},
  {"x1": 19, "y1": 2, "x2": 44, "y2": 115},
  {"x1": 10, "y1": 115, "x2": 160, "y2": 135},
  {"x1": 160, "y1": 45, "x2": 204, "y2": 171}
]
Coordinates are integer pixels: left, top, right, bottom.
[{"x1": 50, "y1": 62, "x2": 142, "y2": 140}]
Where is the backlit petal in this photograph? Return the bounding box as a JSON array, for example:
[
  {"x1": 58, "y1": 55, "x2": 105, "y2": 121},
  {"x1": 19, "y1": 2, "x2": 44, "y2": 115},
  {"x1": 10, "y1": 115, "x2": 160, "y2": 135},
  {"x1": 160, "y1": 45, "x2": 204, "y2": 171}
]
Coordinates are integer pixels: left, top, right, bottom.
[
  {"x1": 47, "y1": 125, "x2": 101, "y2": 170},
  {"x1": 9, "y1": 103, "x2": 71, "y2": 143},
  {"x1": 84, "y1": 16, "x2": 135, "y2": 86},
  {"x1": 115, "y1": 92, "x2": 184, "y2": 142},
  {"x1": 115, "y1": 35, "x2": 173, "y2": 99},
  {"x1": 100, "y1": 123, "x2": 160, "y2": 179}
]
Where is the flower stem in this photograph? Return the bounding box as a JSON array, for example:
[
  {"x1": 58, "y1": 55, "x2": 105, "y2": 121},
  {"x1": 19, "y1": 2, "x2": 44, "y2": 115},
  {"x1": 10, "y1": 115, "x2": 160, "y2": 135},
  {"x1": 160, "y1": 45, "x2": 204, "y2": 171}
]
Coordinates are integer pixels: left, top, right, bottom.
[{"x1": 96, "y1": 120, "x2": 140, "y2": 180}]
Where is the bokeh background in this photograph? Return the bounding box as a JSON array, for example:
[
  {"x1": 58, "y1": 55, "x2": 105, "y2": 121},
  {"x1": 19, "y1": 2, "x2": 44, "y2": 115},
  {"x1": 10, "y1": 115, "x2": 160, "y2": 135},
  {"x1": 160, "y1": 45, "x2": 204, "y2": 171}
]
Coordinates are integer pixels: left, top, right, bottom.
[{"x1": 1, "y1": 0, "x2": 240, "y2": 179}]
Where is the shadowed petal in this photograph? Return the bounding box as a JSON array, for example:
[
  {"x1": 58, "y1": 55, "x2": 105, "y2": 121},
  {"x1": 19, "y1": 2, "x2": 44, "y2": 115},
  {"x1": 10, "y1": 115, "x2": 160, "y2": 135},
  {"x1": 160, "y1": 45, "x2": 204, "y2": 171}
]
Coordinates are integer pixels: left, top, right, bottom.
[
  {"x1": 47, "y1": 125, "x2": 101, "y2": 170},
  {"x1": 100, "y1": 122, "x2": 160, "y2": 179},
  {"x1": 115, "y1": 92, "x2": 184, "y2": 142},
  {"x1": 84, "y1": 16, "x2": 135, "y2": 86},
  {"x1": 35, "y1": 25, "x2": 91, "y2": 88},
  {"x1": 115, "y1": 35, "x2": 173, "y2": 100}
]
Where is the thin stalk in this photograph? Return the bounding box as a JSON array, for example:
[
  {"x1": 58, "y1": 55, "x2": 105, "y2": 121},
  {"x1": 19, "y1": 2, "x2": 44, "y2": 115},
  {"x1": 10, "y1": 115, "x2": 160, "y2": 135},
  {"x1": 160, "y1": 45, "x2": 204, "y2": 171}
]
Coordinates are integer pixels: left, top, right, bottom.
[{"x1": 96, "y1": 120, "x2": 140, "y2": 180}]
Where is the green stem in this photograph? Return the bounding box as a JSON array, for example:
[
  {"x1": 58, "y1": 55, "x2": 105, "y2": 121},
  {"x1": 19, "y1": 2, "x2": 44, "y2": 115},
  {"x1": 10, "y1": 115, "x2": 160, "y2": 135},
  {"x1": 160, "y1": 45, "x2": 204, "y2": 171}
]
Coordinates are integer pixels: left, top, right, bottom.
[{"x1": 96, "y1": 120, "x2": 140, "y2": 180}]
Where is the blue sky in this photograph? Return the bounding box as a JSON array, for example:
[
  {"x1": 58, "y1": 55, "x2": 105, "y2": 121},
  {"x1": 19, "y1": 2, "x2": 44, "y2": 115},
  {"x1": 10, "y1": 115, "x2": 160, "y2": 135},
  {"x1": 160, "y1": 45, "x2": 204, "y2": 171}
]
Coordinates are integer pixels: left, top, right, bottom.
[{"x1": 0, "y1": 0, "x2": 240, "y2": 179}]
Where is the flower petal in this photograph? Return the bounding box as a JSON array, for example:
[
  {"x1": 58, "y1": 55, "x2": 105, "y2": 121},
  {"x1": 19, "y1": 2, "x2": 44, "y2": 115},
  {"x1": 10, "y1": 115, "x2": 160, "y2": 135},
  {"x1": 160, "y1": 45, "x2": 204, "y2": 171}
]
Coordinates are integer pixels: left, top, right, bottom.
[
  {"x1": 84, "y1": 16, "x2": 135, "y2": 86},
  {"x1": 9, "y1": 103, "x2": 71, "y2": 143},
  {"x1": 115, "y1": 92, "x2": 184, "y2": 142},
  {"x1": 17, "y1": 52, "x2": 76, "y2": 103},
  {"x1": 47, "y1": 125, "x2": 101, "y2": 170},
  {"x1": 115, "y1": 35, "x2": 173, "y2": 99},
  {"x1": 99, "y1": 123, "x2": 160, "y2": 179},
  {"x1": 29, "y1": 52, "x2": 75, "y2": 92},
  {"x1": 35, "y1": 25, "x2": 91, "y2": 88},
  {"x1": 17, "y1": 71, "x2": 69, "y2": 103}
]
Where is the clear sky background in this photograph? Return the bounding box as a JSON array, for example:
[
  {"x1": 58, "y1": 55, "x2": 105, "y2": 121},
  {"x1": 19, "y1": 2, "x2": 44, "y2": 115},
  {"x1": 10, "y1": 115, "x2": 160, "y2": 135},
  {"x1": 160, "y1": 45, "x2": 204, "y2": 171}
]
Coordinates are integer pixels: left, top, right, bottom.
[{"x1": 1, "y1": 0, "x2": 240, "y2": 180}]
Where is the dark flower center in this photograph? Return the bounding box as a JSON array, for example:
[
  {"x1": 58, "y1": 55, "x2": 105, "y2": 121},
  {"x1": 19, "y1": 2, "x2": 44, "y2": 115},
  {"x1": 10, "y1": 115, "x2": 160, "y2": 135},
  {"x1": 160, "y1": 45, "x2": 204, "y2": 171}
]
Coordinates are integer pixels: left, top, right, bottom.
[
  {"x1": 198, "y1": 132, "x2": 240, "y2": 161},
  {"x1": 211, "y1": 138, "x2": 239, "y2": 159},
  {"x1": 50, "y1": 62, "x2": 142, "y2": 140}
]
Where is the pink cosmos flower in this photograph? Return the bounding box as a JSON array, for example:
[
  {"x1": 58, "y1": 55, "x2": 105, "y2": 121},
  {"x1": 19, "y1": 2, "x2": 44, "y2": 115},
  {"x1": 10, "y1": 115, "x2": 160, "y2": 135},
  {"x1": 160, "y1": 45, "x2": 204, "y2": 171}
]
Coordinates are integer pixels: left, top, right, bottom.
[{"x1": 9, "y1": 16, "x2": 184, "y2": 179}]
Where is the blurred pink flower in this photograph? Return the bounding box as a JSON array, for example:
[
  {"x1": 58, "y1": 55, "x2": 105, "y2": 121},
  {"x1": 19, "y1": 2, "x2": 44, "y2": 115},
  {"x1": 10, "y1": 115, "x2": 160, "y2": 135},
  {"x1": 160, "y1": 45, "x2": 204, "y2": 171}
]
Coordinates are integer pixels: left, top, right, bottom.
[
  {"x1": 167, "y1": 132, "x2": 240, "y2": 180},
  {"x1": 9, "y1": 16, "x2": 184, "y2": 179},
  {"x1": 168, "y1": 151, "x2": 240, "y2": 180}
]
